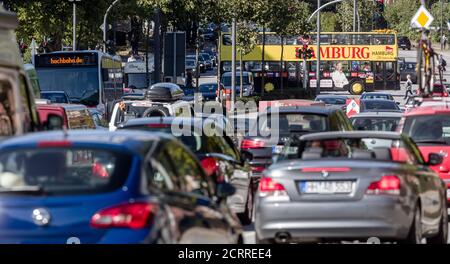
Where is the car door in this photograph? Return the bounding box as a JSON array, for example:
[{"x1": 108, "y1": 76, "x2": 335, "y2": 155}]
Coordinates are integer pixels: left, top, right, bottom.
[
  {"x1": 165, "y1": 140, "x2": 239, "y2": 244},
  {"x1": 404, "y1": 137, "x2": 444, "y2": 233}
]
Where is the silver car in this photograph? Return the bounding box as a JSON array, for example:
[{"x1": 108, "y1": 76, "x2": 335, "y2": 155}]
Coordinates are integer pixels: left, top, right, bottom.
[{"x1": 255, "y1": 131, "x2": 448, "y2": 244}]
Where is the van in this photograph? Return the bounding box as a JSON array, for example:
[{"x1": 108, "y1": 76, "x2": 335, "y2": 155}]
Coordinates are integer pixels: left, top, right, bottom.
[
  {"x1": 0, "y1": 6, "x2": 42, "y2": 136},
  {"x1": 37, "y1": 103, "x2": 96, "y2": 130},
  {"x1": 220, "y1": 71, "x2": 255, "y2": 97}
]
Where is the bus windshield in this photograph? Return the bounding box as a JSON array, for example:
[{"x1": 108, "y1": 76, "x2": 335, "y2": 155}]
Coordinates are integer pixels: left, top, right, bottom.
[{"x1": 37, "y1": 67, "x2": 99, "y2": 106}]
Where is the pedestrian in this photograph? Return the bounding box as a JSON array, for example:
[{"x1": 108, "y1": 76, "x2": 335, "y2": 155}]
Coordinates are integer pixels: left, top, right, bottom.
[
  {"x1": 404, "y1": 74, "x2": 413, "y2": 99},
  {"x1": 185, "y1": 69, "x2": 193, "y2": 89},
  {"x1": 444, "y1": 35, "x2": 448, "y2": 50}
]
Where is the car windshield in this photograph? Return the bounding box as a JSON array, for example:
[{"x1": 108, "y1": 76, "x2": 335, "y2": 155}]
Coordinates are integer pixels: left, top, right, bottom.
[
  {"x1": 127, "y1": 73, "x2": 148, "y2": 89},
  {"x1": 221, "y1": 75, "x2": 250, "y2": 86},
  {"x1": 403, "y1": 114, "x2": 450, "y2": 144},
  {"x1": 317, "y1": 97, "x2": 346, "y2": 105},
  {"x1": 37, "y1": 67, "x2": 99, "y2": 106},
  {"x1": 0, "y1": 148, "x2": 132, "y2": 196},
  {"x1": 199, "y1": 84, "x2": 217, "y2": 92},
  {"x1": 362, "y1": 100, "x2": 399, "y2": 111},
  {"x1": 41, "y1": 93, "x2": 69, "y2": 104},
  {"x1": 256, "y1": 113, "x2": 328, "y2": 135},
  {"x1": 363, "y1": 94, "x2": 391, "y2": 100},
  {"x1": 351, "y1": 117, "x2": 401, "y2": 131},
  {"x1": 280, "y1": 137, "x2": 419, "y2": 164}
]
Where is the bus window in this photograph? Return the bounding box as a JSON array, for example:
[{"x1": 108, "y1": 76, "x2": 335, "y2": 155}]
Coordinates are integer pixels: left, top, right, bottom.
[
  {"x1": 265, "y1": 35, "x2": 281, "y2": 45},
  {"x1": 354, "y1": 34, "x2": 371, "y2": 45},
  {"x1": 332, "y1": 34, "x2": 351, "y2": 45},
  {"x1": 223, "y1": 34, "x2": 232, "y2": 46},
  {"x1": 285, "y1": 36, "x2": 297, "y2": 45},
  {"x1": 310, "y1": 34, "x2": 331, "y2": 45},
  {"x1": 372, "y1": 34, "x2": 395, "y2": 45}
]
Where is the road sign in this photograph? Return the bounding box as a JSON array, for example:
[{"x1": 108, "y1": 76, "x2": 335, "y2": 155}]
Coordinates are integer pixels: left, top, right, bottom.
[
  {"x1": 346, "y1": 99, "x2": 360, "y2": 117},
  {"x1": 411, "y1": 5, "x2": 434, "y2": 29}
]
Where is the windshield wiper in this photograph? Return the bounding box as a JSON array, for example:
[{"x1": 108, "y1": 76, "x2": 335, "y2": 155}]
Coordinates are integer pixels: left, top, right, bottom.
[{"x1": 0, "y1": 186, "x2": 46, "y2": 195}]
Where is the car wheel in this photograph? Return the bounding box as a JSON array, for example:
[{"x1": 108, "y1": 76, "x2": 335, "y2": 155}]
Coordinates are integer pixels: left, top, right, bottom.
[
  {"x1": 349, "y1": 80, "x2": 364, "y2": 95},
  {"x1": 401, "y1": 205, "x2": 423, "y2": 244},
  {"x1": 238, "y1": 187, "x2": 253, "y2": 226},
  {"x1": 142, "y1": 106, "x2": 170, "y2": 117},
  {"x1": 427, "y1": 202, "x2": 448, "y2": 244}
]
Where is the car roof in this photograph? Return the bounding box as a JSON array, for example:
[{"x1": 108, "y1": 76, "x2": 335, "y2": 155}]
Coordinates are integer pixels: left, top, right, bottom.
[
  {"x1": 0, "y1": 130, "x2": 171, "y2": 156},
  {"x1": 350, "y1": 112, "x2": 403, "y2": 118},
  {"x1": 404, "y1": 105, "x2": 450, "y2": 116},
  {"x1": 120, "y1": 116, "x2": 226, "y2": 130},
  {"x1": 37, "y1": 103, "x2": 87, "y2": 111},
  {"x1": 262, "y1": 105, "x2": 340, "y2": 115},
  {"x1": 300, "y1": 131, "x2": 403, "y2": 141}
]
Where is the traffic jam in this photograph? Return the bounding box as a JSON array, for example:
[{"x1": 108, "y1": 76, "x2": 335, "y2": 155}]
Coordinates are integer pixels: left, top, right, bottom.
[{"x1": 0, "y1": 2, "x2": 450, "y2": 246}]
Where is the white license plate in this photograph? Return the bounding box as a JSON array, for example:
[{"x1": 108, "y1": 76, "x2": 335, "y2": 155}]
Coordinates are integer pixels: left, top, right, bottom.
[
  {"x1": 300, "y1": 181, "x2": 354, "y2": 194},
  {"x1": 272, "y1": 145, "x2": 284, "y2": 154}
]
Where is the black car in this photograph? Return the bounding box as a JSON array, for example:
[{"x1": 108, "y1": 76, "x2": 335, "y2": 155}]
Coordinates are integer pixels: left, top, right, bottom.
[
  {"x1": 350, "y1": 112, "x2": 403, "y2": 131},
  {"x1": 360, "y1": 99, "x2": 402, "y2": 113},
  {"x1": 118, "y1": 117, "x2": 254, "y2": 225},
  {"x1": 400, "y1": 61, "x2": 418, "y2": 83},
  {"x1": 398, "y1": 36, "x2": 411, "y2": 50},
  {"x1": 198, "y1": 83, "x2": 218, "y2": 101},
  {"x1": 314, "y1": 95, "x2": 348, "y2": 110},
  {"x1": 240, "y1": 106, "x2": 354, "y2": 177}
]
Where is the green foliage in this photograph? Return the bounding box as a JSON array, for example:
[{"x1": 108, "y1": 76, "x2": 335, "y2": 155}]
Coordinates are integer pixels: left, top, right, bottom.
[
  {"x1": 336, "y1": 1, "x2": 376, "y2": 32},
  {"x1": 384, "y1": 0, "x2": 420, "y2": 40},
  {"x1": 237, "y1": 22, "x2": 258, "y2": 56},
  {"x1": 320, "y1": 12, "x2": 339, "y2": 32},
  {"x1": 430, "y1": 2, "x2": 450, "y2": 42}
]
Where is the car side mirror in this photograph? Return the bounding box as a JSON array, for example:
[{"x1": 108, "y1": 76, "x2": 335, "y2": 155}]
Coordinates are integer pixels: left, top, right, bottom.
[
  {"x1": 216, "y1": 182, "x2": 236, "y2": 199},
  {"x1": 45, "y1": 114, "x2": 64, "y2": 130},
  {"x1": 427, "y1": 153, "x2": 443, "y2": 166}
]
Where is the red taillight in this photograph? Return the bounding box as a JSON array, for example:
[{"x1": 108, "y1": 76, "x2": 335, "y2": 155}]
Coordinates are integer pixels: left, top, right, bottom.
[
  {"x1": 251, "y1": 166, "x2": 266, "y2": 173},
  {"x1": 90, "y1": 202, "x2": 157, "y2": 229},
  {"x1": 301, "y1": 167, "x2": 351, "y2": 172},
  {"x1": 241, "y1": 139, "x2": 265, "y2": 150},
  {"x1": 259, "y1": 177, "x2": 286, "y2": 192},
  {"x1": 200, "y1": 157, "x2": 218, "y2": 177},
  {"x1": 92, "y1": 162, "x2": 109, "y2": 178},
  {"x1": 366, "y1": 175, "x2": 401, "y2": 195},
  {"x1": 37, "y1": 141, "x2": 73, "y2": 148}
]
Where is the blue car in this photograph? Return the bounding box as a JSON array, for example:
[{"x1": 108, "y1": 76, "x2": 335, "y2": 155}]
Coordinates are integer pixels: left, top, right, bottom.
[{"x1": 0, "y1": 130, "x2": 241, "y2": 244}]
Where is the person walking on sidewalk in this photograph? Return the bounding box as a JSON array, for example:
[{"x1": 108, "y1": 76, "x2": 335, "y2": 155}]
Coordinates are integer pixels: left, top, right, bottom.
[{"x1": 404, "y1": 74, "x2": 413, "y2": 99}]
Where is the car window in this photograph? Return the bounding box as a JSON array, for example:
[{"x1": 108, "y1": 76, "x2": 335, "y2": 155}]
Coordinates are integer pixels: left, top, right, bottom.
[
  {"x1": 403, "y1": 114, "x2": 450, "y2": 143},
  {"x1": 148, "y1": 148, "x2": 180, "y2": 192},
  {"x1": 352, "y1": 117, "x2": 400, "y2": 131},
  {"x1": 66, "y1": 109, "x2": 96, "y2": 129}
]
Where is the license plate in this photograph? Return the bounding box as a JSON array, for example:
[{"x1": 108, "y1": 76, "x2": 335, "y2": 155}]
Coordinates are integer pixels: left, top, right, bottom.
[
  {"x1": 299, "y1": 181, "x2": 354, "y2": 194},
  {"x1": 272, "y1": 145, "x2": 284, "y2": 154}
]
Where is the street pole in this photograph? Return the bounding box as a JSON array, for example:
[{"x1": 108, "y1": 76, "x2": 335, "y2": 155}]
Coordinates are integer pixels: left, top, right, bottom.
[
  {"x1": 316, "y1": 0, "x2": 321, "y2": 97},
  {"x1": 102, "y1": 0, "x2": 120, "y2": 52},
  {"x1": 353, "y1": 0, "x2": 357, "y2": 32},
  {"x1": 173, "y1": 31, "x2": 177, "y2": 84},
  {"x1": 69, "y1": 0, "x2": 80, "y2": 51},
  {"x1": 195, "y1": 28, "x2": 200, "y2": 90},
  {"x1": 441, "y1": 0, "x2": 444, "y2": 50},
  {"x1": 231, "y1": 18, "x2": 236, "y2": 111},
  {"x1": 154, "y1": 8, "x2": 161, "y2": 83}
]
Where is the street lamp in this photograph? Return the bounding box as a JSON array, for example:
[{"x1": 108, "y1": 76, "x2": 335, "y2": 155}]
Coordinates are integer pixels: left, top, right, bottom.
[
  {"x1": 68, "y1": 0, "x2": 81, "y2": 51},
  {"x1": 102, "y1": 0, "x2": 120, "y2": 52}
]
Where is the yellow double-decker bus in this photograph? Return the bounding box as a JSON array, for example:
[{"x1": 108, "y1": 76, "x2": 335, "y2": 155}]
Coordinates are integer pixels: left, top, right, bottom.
[{"x1": 219, "y1": 30, "x2": 400, "y2": 95}]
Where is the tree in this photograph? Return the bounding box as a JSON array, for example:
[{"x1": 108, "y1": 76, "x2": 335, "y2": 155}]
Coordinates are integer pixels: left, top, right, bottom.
[
  {"x1": 236, "y1": 22, "x2": 258, "y2": 98},
  {"x1": 384, "y1": 0, "x2": 420, "y2": 40},
  {"x1": 320, "y1": 12, "x2": 339, "y2": 32},
  {"x1": 336, "y1": 1, "x2": 377, "y2": 32}
]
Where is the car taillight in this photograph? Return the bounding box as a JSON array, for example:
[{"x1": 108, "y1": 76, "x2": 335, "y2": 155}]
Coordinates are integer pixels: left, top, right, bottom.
[
  {"x1": 366, "y1": 175, "x2": 401, "y2": 195},
  {"x1": 90, "y1": 202, "x2": 157, "y2": 229},
  {"x1": 37, "y1": 141, "x2": 73, "y2": 148},
  {"x1": 200, "y1": 157, "x2": 218, "y2": 177},
  {"x1": 251, "y1": 166, "x2": 266, "y2": 173},
  {"x1": 241, "y1": 139, "x2": 265, "y2": 150},
  {"x1": 259, "y1": 177, "x2": 288, "y2": 198}
]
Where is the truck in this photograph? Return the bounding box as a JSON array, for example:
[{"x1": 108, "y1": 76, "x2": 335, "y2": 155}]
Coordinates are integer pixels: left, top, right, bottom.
[{"x1": 123, "y1": 55, "x2": 154, "y2": 93}]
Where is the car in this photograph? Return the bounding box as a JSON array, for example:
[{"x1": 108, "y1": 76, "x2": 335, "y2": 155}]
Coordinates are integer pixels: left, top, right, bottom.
[
  {"x1": 221, "y1": 71, "x2": 255, "y2": 97},
  {"x1": 398, "y1": 36, "x2": 412, "y2": 50},
  {"x1": 314, "y1": 95, "x2": 348, "y2": 110},
  {"x1": 360, "y1": 92, "x2": 395, "y2": 101},
  {"x1": 40, "y1": 91, "x2": 71, "y2": 104},
  {"x1": 186, "y1": 55, "x2": 206, "y2": 73},
  {"x1": 432, "y1": 83, "x2": 449, "y2": 97},
  {"x1": 255, "y1": 131, "x2": 448, "y2": 244},
  {"x1": 198, "y1": 83, "x2": 218, "y2": 101},
  {"x1": 37, "y1": 103, "x2": 96, "y2": 130},
  {"x1": 360, "y1": 99, "x2": 402, "y2": 113},
  {"x1": 350, "y1": 112, "x2": 402, "y2": 131},
  {"x1": 400, "y1": 61, "x2": 418, "y2": 84},
  {"x1": 0, "y1": 130, "x2": 241, "y2": 243},
  {"x1": 200, "y1": 52, "x2": 215, "y2": 69},
  {"x1": 398, "y1": 105, "x2": 450, "y2": 204},
  {"x1": 118, "y1": 117, "x2": 254, "y2": 225},
  {"x1": 241, "y1": 105, "x2": 353, "y2": 176},
  {"x1": 87, "y1": 108, "x2": 108, "y2": 129}
]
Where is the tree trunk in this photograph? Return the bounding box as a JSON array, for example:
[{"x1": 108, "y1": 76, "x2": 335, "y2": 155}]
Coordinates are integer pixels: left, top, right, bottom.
[
  {"x1": 280, "y1": 36, "x2": 284, "y2": 94},
  {"x1": 261, "y1": 25, "x2": 266, "y2": 96},
  {"x1": 240, "y1": 51, "x2": 243, "y2": 98}
]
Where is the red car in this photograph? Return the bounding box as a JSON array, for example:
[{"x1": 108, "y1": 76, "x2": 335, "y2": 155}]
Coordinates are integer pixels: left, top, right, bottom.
[
  {"x1": 398, "y1": 105, "x2": 450, "y2": 202},
  {"x1": 37, "y1": 103, "x2": 96, "y2": 130}
]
